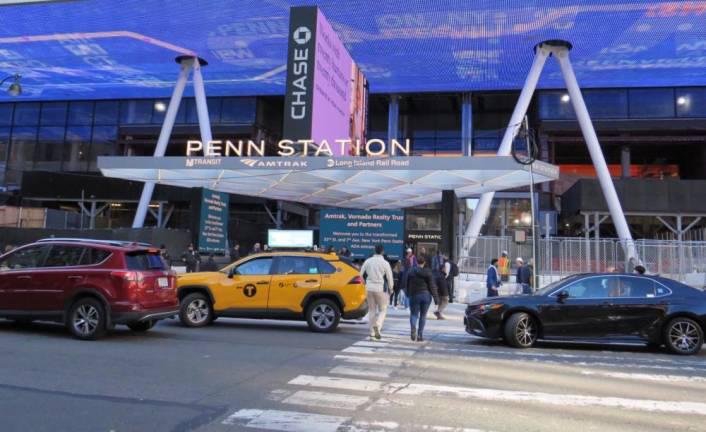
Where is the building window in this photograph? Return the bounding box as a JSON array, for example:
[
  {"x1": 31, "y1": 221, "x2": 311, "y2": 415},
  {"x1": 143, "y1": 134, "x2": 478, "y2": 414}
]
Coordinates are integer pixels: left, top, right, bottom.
[
  {"x1": 35, "y1": 126, "x2": 65, "y2": 171},
  {"x1": 221, "y1": 97, "x2": 257, "y2": 124},
  {"x1": 184, "y1": 98, "x2": 222, "y2": 124},
  {"x1": 13, "y1": 103, "x2": 40, "y2": 126},
  {"x1": 89, "y1": 125, "x2": 117, "y2": 171},
  {"x1": 584, "y1": 89, "x2": 628, "y2": 118},
  {"x1": 628, "y1": 88, "x2": 675, "y2": 118},
  {"x1": 64, "y1": 126, "x2": 91, "y2": 171},
  {"x1": 94, "y1": 101, "x2": 119, "y2": 125},
  {"x1": 537, "y1": 91, "x2": 574, "y2": 120},
  {"x1": 8, "y1": 126, "x2": 37, "y2": 175},
  {"x1": 0, "y1": 104, "x2": 13, "y2": 127},
  {"x1": 406, "y1": 213, "x2": 441, "y2": 231},
  {"x1": 40, "y1": 102, "x2": 68, "y2": 126},
  {"x1": 399, "y1": 94, "x2": 462, "y2": 156},
  {"x1": 120, "y1": 100, "x2": 153, "y2": 125},
  {"x1": 68, "y1": 101, "x2": 94, "y2": 125},
  {"x1": 676, "y1": 88, "x2": 706, "y2": 118}
]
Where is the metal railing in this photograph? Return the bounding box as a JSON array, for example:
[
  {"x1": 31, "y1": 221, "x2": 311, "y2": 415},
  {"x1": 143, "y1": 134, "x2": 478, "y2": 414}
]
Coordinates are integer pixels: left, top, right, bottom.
[{"x1": 457, "y1": 235, "x2": 706, "y2": 283}]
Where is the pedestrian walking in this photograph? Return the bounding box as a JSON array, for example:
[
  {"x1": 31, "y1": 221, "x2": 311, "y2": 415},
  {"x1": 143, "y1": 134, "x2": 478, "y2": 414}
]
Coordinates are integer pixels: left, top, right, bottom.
[
  {"x1": 446, "y1": 257, "x2": 459, "y2": 302},
  {"x1": 390, "y1": 261, "x2": 402, "y2": 308},
  {"x1": 181, "y1": 243, "x2": 201, "y2": 273},
  {"x1": 515, "y1": 257, "x2": 532, "y2": 294},
  {"x1": 433, "y1": 256, "x2": 450, "y2": 320},
  {"x1": 407, "y1": 256, "x2": 439, "y2": 342},
  {"x1": 486, "y1": 258, "x2": 501, "y2": 297},
  {"x1": 360, "y1": 244, "x2": 394, "y2": 341},
  {"x1": 498, "y1": 251, "x2": 510, "y2": 282}
]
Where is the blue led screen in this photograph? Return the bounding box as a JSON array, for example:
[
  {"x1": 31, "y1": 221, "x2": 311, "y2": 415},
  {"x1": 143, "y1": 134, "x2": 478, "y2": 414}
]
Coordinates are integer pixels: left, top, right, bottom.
[{"x1": 0, "y1": 1, "x2": 705, "y2": 101}]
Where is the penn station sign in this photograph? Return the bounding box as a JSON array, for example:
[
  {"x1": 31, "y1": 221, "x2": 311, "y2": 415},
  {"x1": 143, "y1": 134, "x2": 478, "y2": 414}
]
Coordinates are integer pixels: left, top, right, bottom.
[{"x1": 185, "y1": 139, "x2": 411, "y2": 157}]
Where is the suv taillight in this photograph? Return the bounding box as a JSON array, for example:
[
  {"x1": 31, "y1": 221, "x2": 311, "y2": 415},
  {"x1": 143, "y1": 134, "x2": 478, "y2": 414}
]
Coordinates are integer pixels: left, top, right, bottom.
[
  {"x1": 111, "y1": 271, "x2": 145, "y2": 283},
  {"x1": 348, "y1": 276, "x2": 364, "y2": 285}
]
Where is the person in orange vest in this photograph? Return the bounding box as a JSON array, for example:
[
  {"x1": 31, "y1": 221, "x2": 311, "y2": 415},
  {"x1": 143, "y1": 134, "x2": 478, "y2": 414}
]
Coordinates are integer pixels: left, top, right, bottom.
[{"x1": 498, "y1": 250, "x2": 510, "y2": 282}]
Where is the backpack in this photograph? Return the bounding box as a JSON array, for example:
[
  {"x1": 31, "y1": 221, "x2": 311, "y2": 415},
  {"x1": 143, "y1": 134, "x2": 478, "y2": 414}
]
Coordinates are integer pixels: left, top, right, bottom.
[{"x1": 449, "y1": 261, "x2": 459, "y2": 277}]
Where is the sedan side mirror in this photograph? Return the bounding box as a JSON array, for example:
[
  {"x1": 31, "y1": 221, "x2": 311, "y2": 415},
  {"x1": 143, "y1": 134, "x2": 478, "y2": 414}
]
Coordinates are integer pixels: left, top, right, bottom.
[{"x1": 557, "y1": 290, "x2": 569, "y2": 303}]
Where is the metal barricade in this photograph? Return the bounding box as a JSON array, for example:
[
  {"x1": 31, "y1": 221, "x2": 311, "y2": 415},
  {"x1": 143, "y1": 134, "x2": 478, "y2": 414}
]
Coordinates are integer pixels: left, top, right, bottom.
[{"x1": 456, "y1": 234, "x2": 706, "y2": 287}]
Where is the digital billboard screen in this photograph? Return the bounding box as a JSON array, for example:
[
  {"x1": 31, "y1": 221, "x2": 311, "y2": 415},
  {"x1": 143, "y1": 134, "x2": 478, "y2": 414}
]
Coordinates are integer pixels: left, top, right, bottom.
[
  {"x1": 283, "y1": 6, "x2": 368, "y2": 156},
  {"x1": 196, "y1": 188, "x2": 229, "y2": 253},
  {"x1": 268, "y1": 229, "x2": 314, "y2": 249}
]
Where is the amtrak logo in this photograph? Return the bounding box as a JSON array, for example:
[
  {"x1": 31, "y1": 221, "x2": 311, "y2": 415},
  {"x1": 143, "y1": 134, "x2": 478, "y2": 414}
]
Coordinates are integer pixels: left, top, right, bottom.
[
  {"x1": 240, "y1": 158, "x2": 309, "y2": 168},
  {"x1": 293, "y1": 26, "x2": 311, "y2": 45}
]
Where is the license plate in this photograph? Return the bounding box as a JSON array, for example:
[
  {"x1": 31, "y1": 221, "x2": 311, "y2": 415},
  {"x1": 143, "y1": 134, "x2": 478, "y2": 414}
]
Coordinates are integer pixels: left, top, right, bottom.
[{"x1": 157, "y1": 277, "x2": 169, "y2": 288}]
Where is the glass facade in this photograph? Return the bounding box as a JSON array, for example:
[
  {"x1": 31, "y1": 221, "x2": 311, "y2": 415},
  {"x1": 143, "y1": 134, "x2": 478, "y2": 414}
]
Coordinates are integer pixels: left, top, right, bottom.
[
  {"x1": 538, "y1": 87, "x2": 706, "y2": 120},
  {"x1": 399, "y1": 94, "x2": 462, "y2": 156},
  {"x1": 0, "y1": 97, "x2": 258, "y2": 185}
]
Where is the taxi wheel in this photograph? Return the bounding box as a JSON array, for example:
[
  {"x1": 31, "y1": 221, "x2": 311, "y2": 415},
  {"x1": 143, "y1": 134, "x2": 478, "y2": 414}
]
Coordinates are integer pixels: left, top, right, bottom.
[
  {"x1": 306, "y1": 298, "x2": 340, "y2": 333},
  {"x1": 180, "y1": 293, "x2": 213, "y2": 328}
]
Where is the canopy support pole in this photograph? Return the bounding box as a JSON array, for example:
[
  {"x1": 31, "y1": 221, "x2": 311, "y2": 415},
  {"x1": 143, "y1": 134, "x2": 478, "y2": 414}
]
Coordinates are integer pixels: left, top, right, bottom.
[
  {"x1": 133, "y1": 56, "x2": 209, "y2": 228},
  {"x1": 462, "y1": 40, "x2": 638, "y2": 264}
]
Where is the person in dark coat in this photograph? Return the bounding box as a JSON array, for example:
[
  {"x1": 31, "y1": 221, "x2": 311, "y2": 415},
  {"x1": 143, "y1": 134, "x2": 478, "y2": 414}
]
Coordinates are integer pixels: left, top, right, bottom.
[
  {"x1": 181, "y1": 243, "x2": 201, "y2": 273},
  {"x1": 515, "y1": 257, "x2": 532, "y2": 294},
  {"x1": 406, "y1": 256, "x2": 439, "y2": 342},
  {"x1": 201, "y1": 253, "x2": 220, "y2": 272},
  {"x1": 486, "y1": 258, "x2": 501, "y2": 297}
]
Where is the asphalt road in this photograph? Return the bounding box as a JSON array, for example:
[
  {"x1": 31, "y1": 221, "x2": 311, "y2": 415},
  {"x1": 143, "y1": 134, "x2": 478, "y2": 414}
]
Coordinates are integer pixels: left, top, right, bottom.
[{"x1": 1, "y1": 305, "x2": 705, "y2": 432}]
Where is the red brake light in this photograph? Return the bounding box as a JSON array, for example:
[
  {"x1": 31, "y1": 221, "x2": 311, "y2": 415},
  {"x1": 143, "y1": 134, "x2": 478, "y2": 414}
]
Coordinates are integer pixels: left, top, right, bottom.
[
  {"x1": 348, "y1": 275, "x2": 364, "y2": 285},
  {"x1": 110, "y1": 271, "x2": 145, "y2": 283}
]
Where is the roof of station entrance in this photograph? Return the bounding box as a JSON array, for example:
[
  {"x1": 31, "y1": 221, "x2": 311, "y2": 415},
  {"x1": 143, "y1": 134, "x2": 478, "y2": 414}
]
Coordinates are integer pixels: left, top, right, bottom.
[
  {"x1": 1, "y1": 1, "x2": 704, "y2": 100},
  {"x1": 98, "y1": 156, "x2": 559, "y2": 210}
]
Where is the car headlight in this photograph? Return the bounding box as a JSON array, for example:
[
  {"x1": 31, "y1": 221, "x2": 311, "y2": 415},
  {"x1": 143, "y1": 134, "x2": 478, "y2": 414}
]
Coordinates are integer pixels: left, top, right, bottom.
[{"x1": 479, "y1": 303, "x2": 504, "y2": 312}]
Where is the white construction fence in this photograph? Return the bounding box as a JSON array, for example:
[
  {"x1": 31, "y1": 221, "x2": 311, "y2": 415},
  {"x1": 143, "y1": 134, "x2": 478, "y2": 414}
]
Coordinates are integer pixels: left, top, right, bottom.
[{"x1": 455, "y1": 235, "x2": 706, "y2": 296}]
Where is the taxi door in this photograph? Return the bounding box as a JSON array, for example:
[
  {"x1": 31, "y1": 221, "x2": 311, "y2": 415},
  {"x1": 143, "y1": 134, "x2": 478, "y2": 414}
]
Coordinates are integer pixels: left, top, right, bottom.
[
  {"x1": 268, "y1": 256, "x2": 321, "y2": 314},
  {"x1": 216, "y1": 257, "x2": 273, "y2": 312}
]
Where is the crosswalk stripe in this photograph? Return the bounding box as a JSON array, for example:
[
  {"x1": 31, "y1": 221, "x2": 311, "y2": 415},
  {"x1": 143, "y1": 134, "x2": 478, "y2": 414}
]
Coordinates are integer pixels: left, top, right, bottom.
[
  {"x1": 342, "y1": 346, "x2": 416, "y2": 357},
  {"x1": 329, "y1": 365, "x2": 394, "y2": 378},
  {"x1": 281, "y1": 390, "x2": 371, "y2": 411},
  {"x1": 334, "y1": 355, "x2": 407, "y2": 367},
  {"x1": 289, "y1": 375, "x2": 384, "y2": 392},
  {"x1": 222, "y1": 408, "x2": 348, "y2": 432},
  {"x1": 289, "y1": 376, "x2": 706, "y2": 416},
  {"x1": 580, "y1": 369, "x2": 706, "y2": 384},
  {"x1": 222, "y1": 409, "x2": 491, "y2": 432},
  {"x1": 353, "y1": 340, "x2": 419, "y2": 350}
]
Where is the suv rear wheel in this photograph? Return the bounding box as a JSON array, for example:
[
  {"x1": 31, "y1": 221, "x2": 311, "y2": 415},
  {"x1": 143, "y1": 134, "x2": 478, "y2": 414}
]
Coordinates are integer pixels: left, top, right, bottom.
[
  {"x1": 180, "y1": 293, "x2": 213, "y2": 327},
  {"x1": 67, "y1": 298, "x2": 107, "y2": 340},
  {"x1": 127, "y1": 320, "x2": 155, "y2": 332},
  {"x1": 665, "y1": 317, "x2": 704, "y2": 355},
  {"x1": 305, "y1": 298, "x2": 340, "y2": 333}
]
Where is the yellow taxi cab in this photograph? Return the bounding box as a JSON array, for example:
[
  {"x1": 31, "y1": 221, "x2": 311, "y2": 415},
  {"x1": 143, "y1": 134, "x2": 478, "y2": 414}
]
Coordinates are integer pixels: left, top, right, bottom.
[{"x1": 176, "y1": 251, "x2": 367, "y2": 332}]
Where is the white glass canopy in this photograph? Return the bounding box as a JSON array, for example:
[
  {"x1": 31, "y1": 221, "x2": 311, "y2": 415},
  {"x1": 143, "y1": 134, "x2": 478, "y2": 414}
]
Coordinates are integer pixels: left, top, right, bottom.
[{"x1": 99, "y1": 156, "x2": 559, "y2": 209}]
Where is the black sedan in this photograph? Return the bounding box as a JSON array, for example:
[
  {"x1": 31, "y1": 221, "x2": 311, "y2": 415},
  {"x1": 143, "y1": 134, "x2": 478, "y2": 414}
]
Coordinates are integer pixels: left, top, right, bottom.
[{"x1": 465, "y1": 273, "x2": 706, "y2": 355}]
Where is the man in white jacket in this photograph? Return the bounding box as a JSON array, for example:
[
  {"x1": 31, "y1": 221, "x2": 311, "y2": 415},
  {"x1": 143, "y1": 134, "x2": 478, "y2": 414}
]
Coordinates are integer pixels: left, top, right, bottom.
[{"x1": 360, "y1": 244, "x2": 394, "y2": 340}]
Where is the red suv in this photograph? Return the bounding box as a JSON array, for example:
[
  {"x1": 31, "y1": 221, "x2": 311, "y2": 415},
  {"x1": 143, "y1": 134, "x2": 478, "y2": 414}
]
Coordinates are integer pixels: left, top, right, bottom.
[{"x1": 0, "y1": 238, "x2": 178, "y2": 340}]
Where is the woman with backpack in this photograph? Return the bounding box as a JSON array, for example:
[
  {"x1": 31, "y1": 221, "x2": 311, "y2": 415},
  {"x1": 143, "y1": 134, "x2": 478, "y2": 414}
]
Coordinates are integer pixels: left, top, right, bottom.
[{"x1": 406, "y1": 255, "x2": 439, "y2": 342}]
